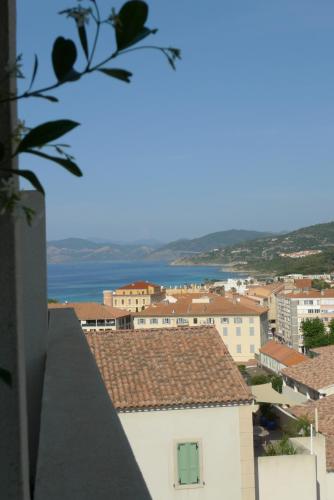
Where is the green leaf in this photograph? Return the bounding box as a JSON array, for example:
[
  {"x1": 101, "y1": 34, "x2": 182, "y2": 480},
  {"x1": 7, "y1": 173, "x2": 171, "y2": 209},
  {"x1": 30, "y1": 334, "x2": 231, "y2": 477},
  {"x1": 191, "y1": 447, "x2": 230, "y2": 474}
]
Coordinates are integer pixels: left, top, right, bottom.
[
  {"x1": 78, "y1": 25, "x2": 89, "y2": 60},
  {"x1": 52, "y1": 37, "x2": 77, "y2": 81},
  {"x1": 98, "y1": 68, "x2": 133, "y2": 83},
  {"x1": 28, "y1": 54, "x2": 38, "y2": 92},
  {"x1": 3, "y1": 168, "x2": 45, "y2": 194},
  {"x1": 25, "y1": 149, "x2": 83, "y2": 177},
  {"x1": 0, "y1": 367, "x2": 12, "y2": 387},
  {"x1": 17, "y1": 120, "x2": 80, "y2": 153},
  {"x1": 34, "y1": 94, "x2": 59, "y2": 103},
  {"x1": 115, "y1": 1, "x2": 151, "y2": 50}
]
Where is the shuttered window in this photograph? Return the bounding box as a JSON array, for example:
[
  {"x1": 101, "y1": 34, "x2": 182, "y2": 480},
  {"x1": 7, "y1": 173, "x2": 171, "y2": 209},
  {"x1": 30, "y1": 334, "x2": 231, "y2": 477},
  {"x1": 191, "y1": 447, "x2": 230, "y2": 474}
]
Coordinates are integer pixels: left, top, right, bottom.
[{"x1": 177, "y1": 442, "x2": 200, "y2": 485}]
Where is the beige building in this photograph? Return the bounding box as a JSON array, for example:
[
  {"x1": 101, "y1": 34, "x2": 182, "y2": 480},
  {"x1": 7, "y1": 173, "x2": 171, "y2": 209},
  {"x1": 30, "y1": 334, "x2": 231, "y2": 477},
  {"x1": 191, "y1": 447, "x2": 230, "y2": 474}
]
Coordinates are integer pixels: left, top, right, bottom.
[
  {"x1": 132, "y1": 293, "x2": 268, "y2": 362},
  {"x1": 48, "y1": 302, "x2": 132, "y2": 330},
  {"x1": 86, "y1": 326, "x2": 256, "y2": 500},
  {"x1": 245, "y1": 283, "x2": 285, "y2": 333},
  {"x1": 103, "y1": 280, "x2": 165, "y2": 313}
]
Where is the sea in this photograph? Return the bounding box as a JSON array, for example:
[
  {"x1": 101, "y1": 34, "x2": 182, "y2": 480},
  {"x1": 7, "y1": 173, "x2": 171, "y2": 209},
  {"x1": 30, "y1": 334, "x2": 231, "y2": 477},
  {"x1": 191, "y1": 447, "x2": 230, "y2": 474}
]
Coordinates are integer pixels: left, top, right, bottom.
[{"x1": 48, "y1": 261, "x2": 245, "y2": 303}]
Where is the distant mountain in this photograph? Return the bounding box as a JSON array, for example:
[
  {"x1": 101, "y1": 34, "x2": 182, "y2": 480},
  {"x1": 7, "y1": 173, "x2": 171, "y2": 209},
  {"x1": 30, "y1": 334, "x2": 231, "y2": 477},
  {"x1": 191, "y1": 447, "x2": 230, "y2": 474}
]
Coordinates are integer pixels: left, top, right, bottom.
[
  {"x1": 147, "y1": 229, "x2": 273, "y2": 262},
  {"x1": 47, "y1": 238, "x2": 157, "y2": 264},
  {"x1": 174, "y1": 221, "x2": 334, "y2": 275}
]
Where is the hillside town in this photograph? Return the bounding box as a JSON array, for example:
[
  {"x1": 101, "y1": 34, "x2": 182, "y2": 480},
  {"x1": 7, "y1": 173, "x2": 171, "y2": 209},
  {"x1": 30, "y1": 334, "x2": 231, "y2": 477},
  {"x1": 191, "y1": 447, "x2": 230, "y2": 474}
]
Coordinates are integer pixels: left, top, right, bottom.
[{"x1": 48, "y1": 272, "x2": 334, "y2": 499}]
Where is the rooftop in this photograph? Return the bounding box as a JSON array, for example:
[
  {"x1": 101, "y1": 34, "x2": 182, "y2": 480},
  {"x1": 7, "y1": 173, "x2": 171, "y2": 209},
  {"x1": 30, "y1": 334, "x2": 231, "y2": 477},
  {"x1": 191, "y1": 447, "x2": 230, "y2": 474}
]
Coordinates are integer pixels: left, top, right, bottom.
[
  {"x1": 260, "y1": 340, "x2": 307, "y2": 367},
  {"x1": 290, "y1": 395, "x2": 334, "y2": 471},
  {"x1": 134, "y1": 294, "x2": 267, "y2": 317},
  {"x1": 282, "y1": 345, "x2": 334, "y2": 392},
  {"x1": 293, "y1": 278, "x2": 313, "y2": 289},
  {"x1": 48, "y1": 302, "x2": 129, "y2": 320},
  {"x1": 85, "y1": 326, "x2": 253, "y2": 411},
  {"x1": 116, "y1": 281, "x2": 161, "y2": 291},
  {"x1": 283, "y1": 289, "x2": 334, "y2": 299}
]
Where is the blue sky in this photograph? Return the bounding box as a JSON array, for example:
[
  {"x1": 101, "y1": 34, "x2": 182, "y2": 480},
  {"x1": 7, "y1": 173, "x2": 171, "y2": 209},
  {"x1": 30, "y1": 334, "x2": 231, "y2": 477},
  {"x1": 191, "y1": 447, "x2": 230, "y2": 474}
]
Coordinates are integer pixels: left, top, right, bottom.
[{"x1": 17, "y1": 0, "x2": 334, "y2": 242}]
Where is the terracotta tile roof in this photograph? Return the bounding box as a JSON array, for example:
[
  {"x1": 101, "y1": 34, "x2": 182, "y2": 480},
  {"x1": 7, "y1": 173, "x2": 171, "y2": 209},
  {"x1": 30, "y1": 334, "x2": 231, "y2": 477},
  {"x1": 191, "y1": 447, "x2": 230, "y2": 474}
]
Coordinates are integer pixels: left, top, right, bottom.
[
  {"x1": 290, "y1": 395, "x2": 334, "y2": 471},
  {"x1": 282, "y1": 345, "x2": 334, "y2": 391},
  {"x1": 48, "y1": 302, "x2": 129, "y2": 319},
  {"x1": 117, "y1": 281, "x2": 160, "y2": 290},
  {"x1": 294, "y1": 278, "x2": 313, "y2": 289},
  {"x1": 85, "y1": 326, "x2": 253, "y2": 411},
  {"x1": 260, "y1": 341, "x2": 307, "y2": 367},
  {"x1": 134, "y1": 294, "x2": 267, "y2": 318},
  {"x1": 284, "y1": 289, "x2": 334, "y2": 299},
  {"x1": 246, "y1": 283, "x2": 285, "y2": 298}
]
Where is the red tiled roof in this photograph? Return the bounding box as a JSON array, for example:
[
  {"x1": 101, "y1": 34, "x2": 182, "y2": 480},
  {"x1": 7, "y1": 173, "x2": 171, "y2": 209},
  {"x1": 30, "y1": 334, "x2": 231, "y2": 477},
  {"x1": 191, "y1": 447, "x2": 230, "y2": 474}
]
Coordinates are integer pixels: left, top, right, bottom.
[
  {"x1": 260, "y1": 341, "x2": 307, "y2": 367},
  {"x1": 117, "y1": 281, "x2": 160, "y2": 290},
  {"x1": 294, "y1": 278, "x2": 313, "y2": 289},
  {"x1": 290, "y1": 395, "x2": 334, "y2": 471},
  {"x1": 48, "y1": 302, "x2": 129, "y2": 319},
  {"x1": 282, "y1": 345, "x2": 334, "y2": 391},
  {"x1": 85, "y1": 326, "x2": 253, "y2": 411},
  {"x1": 134, "y1": 294, "x2": 267, "y2": 318},
  {"x1": 284, "y1": 290, "x2": 334, "y2": 299}
]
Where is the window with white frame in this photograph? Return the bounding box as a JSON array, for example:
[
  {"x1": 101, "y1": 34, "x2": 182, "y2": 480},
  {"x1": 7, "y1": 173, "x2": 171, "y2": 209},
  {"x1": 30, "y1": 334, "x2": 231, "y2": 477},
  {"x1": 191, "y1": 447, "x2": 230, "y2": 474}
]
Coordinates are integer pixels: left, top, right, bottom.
[
  {"x1": 162, "y1": 318, "x2": 171, "y2": 324},
  {"x1": 207, "y1": 318, "x2": 214, "y2": 325},
  {"x1": 236, "y1": 344, "x2": 242, "y2": 353},
  {"x1": 249, "y1": 317, "x2": 254, "y2": 324},
  {"x1": 250, "y1": 344, "x2": 255, "y2": 353},
  {"x1": 137, "y1": 318, "x2": 146, "y2": 325},
  {"x1": 249, "y1": 327, "x2": 255, "y2": 336},
  {"x1": 177, "y1": 318, "x2": 188, "y2": 325},
  {"x1": 234, "y1": 317, "x2": 243, "y2": 324},
  {"x1": 150, "y1": 318, "x2": 158, "y2": 324},
  {"x1": 223, "y1": 327, "x2": 228, "y2": 336},
  {"x1": 220, "y1": 317, "x2": 229, "y2": 324},
  {"x1": 236, "y1": 327, "x2": 241, "y2": 336}
]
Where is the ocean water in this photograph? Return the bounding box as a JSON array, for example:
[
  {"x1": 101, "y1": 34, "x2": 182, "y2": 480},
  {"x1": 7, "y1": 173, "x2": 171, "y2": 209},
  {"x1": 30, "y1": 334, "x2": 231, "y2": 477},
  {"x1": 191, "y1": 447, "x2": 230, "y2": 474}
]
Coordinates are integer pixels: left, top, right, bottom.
[{"x1": 48, "y1": 261, "x2": 245, "y2": 303}]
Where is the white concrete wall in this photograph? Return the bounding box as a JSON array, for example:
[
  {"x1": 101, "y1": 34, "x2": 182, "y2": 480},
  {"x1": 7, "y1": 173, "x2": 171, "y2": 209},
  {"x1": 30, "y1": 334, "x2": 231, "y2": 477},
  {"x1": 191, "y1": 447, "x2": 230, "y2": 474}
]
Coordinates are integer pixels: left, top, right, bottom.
[
  {"x1": 120, "y1": 405, "x2": 254, "y2": 500},
  {"x1": 257, "y1": 454, "x2": 317, "y2": 500}
]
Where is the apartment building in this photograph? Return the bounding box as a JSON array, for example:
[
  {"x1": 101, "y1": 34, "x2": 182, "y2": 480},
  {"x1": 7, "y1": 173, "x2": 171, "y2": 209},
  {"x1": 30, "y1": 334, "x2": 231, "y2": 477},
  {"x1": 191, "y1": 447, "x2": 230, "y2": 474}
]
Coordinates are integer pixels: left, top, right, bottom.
[
  {"x1": 132, "y1": 294, "x2": 268, "y2": 362},
  {"x1": 276, "y1": 290, "x2": 334, "y2": 351},
  {"x1": 245, "y1": 283, "x2": 285, "y2": 333},
  {"x1": 103, "y1": 280, "x2": 165, "y2": 312},
  {"x1": 86, "y1": 327, "x2": 255, "y2": 500},
  {"x1": 48, "y1": 302, "x2": 132, "y2": 330}
]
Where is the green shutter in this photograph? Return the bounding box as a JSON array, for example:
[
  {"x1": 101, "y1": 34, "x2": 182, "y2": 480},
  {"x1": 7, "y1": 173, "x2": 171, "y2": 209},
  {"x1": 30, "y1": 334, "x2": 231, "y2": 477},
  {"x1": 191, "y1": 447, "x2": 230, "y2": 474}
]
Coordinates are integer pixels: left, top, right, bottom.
[{"x1": 177, "y1": 442, "x2": 200, "y2": 485}]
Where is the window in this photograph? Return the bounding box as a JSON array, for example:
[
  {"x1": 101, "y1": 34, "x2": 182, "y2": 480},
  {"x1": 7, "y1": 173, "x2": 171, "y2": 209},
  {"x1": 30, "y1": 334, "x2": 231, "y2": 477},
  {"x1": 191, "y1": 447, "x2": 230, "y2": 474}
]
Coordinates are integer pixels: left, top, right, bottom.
[
  {"x1": 250, "y1": 344, "x2": 255, "y2": 353},
  {"x1": 207, "y1": 318, "x2": 214, "y2": 325},
  {"x1": 249, "y1": 327, "x2": 255, "y2": 336},
  {"x1": 234, "y1": 317, "x2": 243, "y2": 324},
  {"x1": 142, "y1": 298, "x2": 145, "y2": 304},
  {"x1": 236, "y1": 327, "x2": 241, "y2": 336},
  {"x1": 221, "y1": 317, "x2": 229, "y2": 324},
  {"x1": 236, "y1": 344, "x2": 242, "y2": 353},
  {"x1": 128, "y1": 299, "x2": 131, "y2": 305},
  {"x1": 150, "y1": 318, "x2": 158, "y2": 324},
  {"x1": 136, "y1": 299, "x2": 138, "y2": 304},
  {"x1": 223, "y1": 327, "x2": 228, "y2": 336},
  {"x1": 121, "y1": 299, "x2": 124, "y2": 305},
  {"x1": 162, "y1": 318, "x2": 171, "y2": 324},
  {"x1": 249, "y1": 317, "x2": 254, "y2": 324},
  {"x1": 193, "y1": 318, "x2": 198, "y2": 324},
  {"x1": 114, "y1": 299, "x2": 117, "y2": 306},
  {"x1": 137, "y1": 318, "x2": 146, "y2": 325},
  {"x1": 177, "y1": 318, "x2": 188, "y2": 325},
  {"x1": 176, "y1": 442, "x2": 200, "y2": 486}
]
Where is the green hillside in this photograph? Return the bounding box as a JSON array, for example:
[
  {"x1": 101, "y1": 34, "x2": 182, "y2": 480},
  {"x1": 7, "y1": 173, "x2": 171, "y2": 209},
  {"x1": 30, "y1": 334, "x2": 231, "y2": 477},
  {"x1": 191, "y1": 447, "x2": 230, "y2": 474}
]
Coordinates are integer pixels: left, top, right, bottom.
[
  {"x1": 147, "y1": 229, "x2": 272, "y2": 261},
  {"x1": 175, "y1": 221, "x2": 334, "y2": 275}
]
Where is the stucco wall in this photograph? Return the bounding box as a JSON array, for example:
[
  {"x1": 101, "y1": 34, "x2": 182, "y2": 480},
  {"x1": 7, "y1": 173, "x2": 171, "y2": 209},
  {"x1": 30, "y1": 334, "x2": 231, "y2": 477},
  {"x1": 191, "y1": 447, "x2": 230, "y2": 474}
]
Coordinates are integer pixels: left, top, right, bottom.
[
  {"x1": 257, "y1": 454, "x2": 317, "y2": 500},
  {"x1": 120, "y1": 405, "x2": 254, "y2": 500}
]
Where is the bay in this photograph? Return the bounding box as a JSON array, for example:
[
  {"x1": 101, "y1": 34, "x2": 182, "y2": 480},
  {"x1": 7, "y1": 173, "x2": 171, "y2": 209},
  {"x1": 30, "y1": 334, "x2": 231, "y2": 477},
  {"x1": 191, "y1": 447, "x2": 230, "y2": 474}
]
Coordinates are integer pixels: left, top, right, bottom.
[{"x1": 48, "y1": 261, "x2": 245, "y2": 303}]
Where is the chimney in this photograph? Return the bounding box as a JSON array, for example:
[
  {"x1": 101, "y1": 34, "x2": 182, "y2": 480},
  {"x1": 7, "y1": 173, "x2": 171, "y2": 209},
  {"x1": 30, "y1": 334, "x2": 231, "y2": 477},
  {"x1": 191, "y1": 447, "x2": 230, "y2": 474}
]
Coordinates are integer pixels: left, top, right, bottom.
[{"x1": 103, "y1": 290, "x2": 113, "y2": 306}]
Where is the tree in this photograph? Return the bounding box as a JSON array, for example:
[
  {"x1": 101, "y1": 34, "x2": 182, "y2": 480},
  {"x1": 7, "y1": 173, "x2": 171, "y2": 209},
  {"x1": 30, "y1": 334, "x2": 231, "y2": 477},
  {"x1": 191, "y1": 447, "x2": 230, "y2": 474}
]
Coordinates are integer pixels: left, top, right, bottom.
[
  {"x1": 312, "y1": 279, "x2": 330, "y2": 291},
  {"x1": 0, "y1": 0, "x2": 181, "y2": 219},
  {"x1": 302, "y1": 317, "x2": 334, "y2": 349}
]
